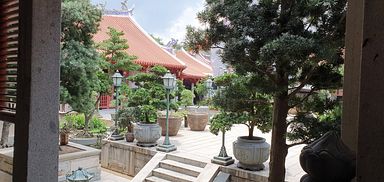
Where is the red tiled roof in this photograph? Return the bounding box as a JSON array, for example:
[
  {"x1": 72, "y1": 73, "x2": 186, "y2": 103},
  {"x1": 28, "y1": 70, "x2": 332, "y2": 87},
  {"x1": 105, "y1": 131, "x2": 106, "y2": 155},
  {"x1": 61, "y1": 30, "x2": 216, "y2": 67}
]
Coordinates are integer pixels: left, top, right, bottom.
[
  {"x1": 176, "y1": 49, "x2": 212, "y2": 79},
  {"x1": 94, "y1": 15, "x2": 186, "y2": 70}
]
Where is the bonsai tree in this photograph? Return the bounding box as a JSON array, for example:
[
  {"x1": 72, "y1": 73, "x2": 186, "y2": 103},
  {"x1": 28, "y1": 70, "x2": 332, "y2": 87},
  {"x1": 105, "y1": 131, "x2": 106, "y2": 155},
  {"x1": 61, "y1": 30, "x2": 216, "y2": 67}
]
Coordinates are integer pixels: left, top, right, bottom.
[
  {"x1": 194, "y1": 79, "x2": 208, "y2": 106},
  {"x1": 209, "y1": 112, "x2": 237, "y2": 162},
  {"x1": 127, "y1": 65, "x2": 175, "y2": 123},
  {"x1": 212, "y1": 73, "x2": 273, "y2": 138},
  {"x1": 118, "y1": 107, "x2": 139, "y2": 133},
  {"x1": 185, "y1": 0, "x2": 345, "y2": 180}
]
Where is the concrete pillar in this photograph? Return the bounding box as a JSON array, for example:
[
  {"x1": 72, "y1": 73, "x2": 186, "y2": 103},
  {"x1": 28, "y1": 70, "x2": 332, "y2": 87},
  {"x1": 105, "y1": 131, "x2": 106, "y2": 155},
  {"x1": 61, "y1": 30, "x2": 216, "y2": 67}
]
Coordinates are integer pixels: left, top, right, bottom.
[
  {"x1": 356, "y1": 0, "x2": 384, "y2": 181},
  {"x1": 13, "y1": 0, "x2": 61, "y2": 181},
  {"x1": 344, "y1": 0, "x2": 384, "y2": 181},
  {"x1": 342, "y1": 0, "x2": 364, "y2": 152}
]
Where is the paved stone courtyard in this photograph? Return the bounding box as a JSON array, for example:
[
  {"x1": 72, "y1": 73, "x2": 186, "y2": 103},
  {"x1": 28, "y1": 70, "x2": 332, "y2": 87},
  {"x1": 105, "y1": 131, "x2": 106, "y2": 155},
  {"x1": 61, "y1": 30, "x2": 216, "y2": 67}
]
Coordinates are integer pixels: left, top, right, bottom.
[
  {"x1": 0, "y1": 113, "x2": 305, "y2": 181},
  {"x1": 90, "y1": 109, "x2": 305, "y2": 181},
  {"x1": 99, "y1": 168, "x2": 132, "y2": 182},
  {"x1": 151, "y1": 124, "x2": 305, "y2": 181}
]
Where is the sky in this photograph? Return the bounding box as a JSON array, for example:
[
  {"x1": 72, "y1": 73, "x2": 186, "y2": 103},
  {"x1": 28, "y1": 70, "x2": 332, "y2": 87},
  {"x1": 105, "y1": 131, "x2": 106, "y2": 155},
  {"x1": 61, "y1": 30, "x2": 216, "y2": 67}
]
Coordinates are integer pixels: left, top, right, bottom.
[{"x1": 91, "y1": 0, "x2": 205, "y2": 44}]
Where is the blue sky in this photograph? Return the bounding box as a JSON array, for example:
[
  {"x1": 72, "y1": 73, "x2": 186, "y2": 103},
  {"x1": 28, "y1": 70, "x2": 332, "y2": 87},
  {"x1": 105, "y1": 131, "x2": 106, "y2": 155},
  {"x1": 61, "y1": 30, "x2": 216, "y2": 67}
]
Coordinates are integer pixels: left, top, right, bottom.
[{"x1": 91, "y1": 0, "x2": 205, "y2": 43}]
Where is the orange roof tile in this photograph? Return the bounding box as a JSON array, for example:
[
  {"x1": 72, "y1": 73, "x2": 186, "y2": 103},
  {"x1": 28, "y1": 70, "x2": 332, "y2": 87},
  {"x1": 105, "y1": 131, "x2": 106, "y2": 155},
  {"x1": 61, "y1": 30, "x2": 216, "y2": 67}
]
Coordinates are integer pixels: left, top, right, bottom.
[
  {"x1": 94, "y1": 15, "x2": 186, "y2": 70},
  {"x1": 176, "y1": 49, "x2": 212, "y2": 79}
]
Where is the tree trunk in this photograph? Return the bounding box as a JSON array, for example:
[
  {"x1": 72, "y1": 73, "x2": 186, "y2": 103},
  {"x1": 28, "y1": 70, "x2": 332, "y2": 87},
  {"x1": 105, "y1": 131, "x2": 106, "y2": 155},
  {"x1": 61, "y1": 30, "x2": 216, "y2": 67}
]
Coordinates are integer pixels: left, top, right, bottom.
[
  {"x1": 84, "y1": 114, "x2": 91, "y2": 132},
  {"x1": 0, "y1": 121, "x2": 11, "y2": 147},
  {"x1": 268, "y1": 94, "x2": 289, "y2": 182},
  {"x1": 248, "y1": 125, "x2": 254, "y2": 139}
]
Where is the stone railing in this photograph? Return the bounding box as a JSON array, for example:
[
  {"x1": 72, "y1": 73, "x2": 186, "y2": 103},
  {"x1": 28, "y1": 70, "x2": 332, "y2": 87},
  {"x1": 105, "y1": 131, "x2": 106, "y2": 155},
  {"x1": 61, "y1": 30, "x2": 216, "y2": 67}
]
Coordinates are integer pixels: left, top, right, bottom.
[{"x1": 100, "y1": 140, "x2": 157, "y2": 176}]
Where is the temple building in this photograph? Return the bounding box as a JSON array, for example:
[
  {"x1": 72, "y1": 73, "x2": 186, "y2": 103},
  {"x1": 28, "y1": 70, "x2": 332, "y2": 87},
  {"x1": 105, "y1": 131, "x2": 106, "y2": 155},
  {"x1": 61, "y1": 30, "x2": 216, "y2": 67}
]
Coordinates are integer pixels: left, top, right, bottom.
[
  {"x1": 175, "y1": 49, "x2": 213, "y2": 89},
  {"x1": 93, "y1": 13, "x2": 213, "y2": 108}
]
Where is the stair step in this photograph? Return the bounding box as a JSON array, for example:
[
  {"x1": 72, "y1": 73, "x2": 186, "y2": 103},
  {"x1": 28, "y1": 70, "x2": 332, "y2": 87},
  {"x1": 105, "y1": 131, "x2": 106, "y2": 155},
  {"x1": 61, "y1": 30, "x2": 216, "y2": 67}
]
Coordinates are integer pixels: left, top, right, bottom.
[
  {"x1": 145, "y1": 176, "x2": 172, "y2": 182},
  {"x1": 152, "y1": 168, "x2": 197, "y2": 182},
  {"x1": 166, "y1": 154, "x2": 207, "y2": 168},
  {"x1": 160, "y1": 159, "x2": 203, "y2": 177}
]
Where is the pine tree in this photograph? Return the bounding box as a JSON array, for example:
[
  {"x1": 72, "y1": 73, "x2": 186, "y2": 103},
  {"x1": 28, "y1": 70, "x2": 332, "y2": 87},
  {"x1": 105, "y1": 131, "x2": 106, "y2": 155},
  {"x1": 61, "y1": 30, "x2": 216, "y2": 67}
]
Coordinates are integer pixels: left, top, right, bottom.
[
  {"x1": 60, "y1": 0, "x2": 102, "y2": 135},
  {"x1": 185, "y1": 0, "x2": 346, "y2": 181}
]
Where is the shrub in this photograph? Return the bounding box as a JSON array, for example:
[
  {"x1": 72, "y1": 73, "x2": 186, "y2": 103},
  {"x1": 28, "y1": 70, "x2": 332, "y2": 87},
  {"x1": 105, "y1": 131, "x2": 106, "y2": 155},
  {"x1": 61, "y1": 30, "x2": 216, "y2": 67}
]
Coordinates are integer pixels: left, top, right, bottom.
[{"x1": 62, "y1": 114, "x2": 107, "y2": 134}]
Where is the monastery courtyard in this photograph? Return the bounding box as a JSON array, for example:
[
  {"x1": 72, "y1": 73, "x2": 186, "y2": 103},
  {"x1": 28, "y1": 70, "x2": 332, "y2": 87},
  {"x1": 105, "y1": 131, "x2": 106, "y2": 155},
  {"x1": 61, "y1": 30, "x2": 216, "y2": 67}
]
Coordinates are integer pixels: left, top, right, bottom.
[{"x1": 1, "y1": 118, "x2": 304, "y2": 182}]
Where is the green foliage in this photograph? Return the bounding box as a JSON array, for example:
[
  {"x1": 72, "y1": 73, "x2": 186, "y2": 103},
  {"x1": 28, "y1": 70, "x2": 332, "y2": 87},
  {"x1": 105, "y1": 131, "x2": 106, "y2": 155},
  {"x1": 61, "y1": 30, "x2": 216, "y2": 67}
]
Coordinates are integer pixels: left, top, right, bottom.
[
  {"x1": 97, "y1": 27, "x2": 141, "y2": 95},
  {"x1": 288, "y1": 91, "x2": 342, "y2": 143},
  {"x1": 60, "y1": 41, "x2": 100, "y2": 116},
  {"x1": 117, "y1": 107, "x2": 140, "y2": 132},
  {"x1": 62, "y1": 114, "x2": 107, "y2": 134},
  {"x1": 90, "y1": 117, "x2": 108, "y2": 134},
  {"x1": 187, "y1": 0, "x2": 346, "y2": 179},
  {"x1": 212, "y1": 74, "x2": 273, "y2": 138},
  {"x1": 186, "y1": 0, "x2": 345, "y2": 141},
  {"x1": 210, "y1": 112, "x2": 237, "y2": 135},
  {"x1": 126, "y1": 65, "x2": 177, "y2": 123},
  {"x1": 179, "y1": 90, "x2": 194, "y2": 107},
  {"x1": 150, "y1": 34, "x2": 164, "y2": 45},
  {"x1": 97, "y1": 27, "x2": 141, "y2": 74},
  {"x1": 195, "y1": 79, "x2": 208, "y2": 97},
  {"x1": 63, "y1": 114, "x2": 85, "y2": 129},
  {"x1": 60, "y1": 0, "x2": 102, "y2": 131},
  {"x1": 61, "y1": 0, "x2": 102, "y2": 47}
]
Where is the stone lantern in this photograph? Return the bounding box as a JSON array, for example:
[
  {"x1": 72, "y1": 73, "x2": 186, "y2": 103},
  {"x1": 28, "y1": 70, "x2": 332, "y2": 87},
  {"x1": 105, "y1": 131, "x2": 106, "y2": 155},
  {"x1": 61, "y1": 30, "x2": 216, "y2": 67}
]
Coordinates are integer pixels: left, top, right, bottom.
[{"x1": 66, "y1": 167, "x2": 93, "y2": 182}]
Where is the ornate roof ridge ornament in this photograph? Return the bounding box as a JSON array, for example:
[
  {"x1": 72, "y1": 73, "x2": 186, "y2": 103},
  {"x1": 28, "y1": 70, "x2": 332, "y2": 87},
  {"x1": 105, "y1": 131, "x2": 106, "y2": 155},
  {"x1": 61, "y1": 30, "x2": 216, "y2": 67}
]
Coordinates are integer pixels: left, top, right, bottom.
[{"x1": 103, "y1": 1, "x2": 135, "y2": 17}]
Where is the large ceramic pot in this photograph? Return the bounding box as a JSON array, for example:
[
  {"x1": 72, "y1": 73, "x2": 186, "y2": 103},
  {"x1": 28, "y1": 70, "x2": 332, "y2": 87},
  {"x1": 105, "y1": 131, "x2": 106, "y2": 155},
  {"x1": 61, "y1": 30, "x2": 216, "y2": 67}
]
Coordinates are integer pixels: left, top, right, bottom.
[
  {"x1": 134, "y1": 123, "x2": 161, "y2": 147},
  {"x1": 187, "y1": 113, "x2": 208, "y2": 131},
  {"x1": 233, "y1": 136, "x2": 270, "y2": 171},
  {"x1": 157, "y1": 116, "x2": 183, "y2": 136}
]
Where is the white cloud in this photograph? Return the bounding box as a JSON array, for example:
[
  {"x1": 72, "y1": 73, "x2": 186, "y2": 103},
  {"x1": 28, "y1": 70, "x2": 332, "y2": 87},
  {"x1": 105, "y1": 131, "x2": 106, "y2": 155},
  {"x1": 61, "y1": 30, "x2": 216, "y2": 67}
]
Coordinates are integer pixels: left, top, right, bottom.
[{"x1": 155, "y1": 1, "x2": 205, "y2": 43}]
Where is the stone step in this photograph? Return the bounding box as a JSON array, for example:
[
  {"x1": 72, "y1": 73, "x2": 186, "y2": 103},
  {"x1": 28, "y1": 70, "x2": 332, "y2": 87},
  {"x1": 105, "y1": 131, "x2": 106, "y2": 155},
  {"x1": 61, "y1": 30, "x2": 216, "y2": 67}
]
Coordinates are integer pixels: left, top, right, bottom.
[
  {"x1": 145, "y1": 176, "x2": 172, "y2": 182},
  {"x1": 152, "y1": 168, "x2": 197, "y2": 182},
  {"x1": 166, "y1": 154, "x2": 207, "y2": 168},
  {"x1": 160, "y1": 159, "x2": 203, "y2": 177}
]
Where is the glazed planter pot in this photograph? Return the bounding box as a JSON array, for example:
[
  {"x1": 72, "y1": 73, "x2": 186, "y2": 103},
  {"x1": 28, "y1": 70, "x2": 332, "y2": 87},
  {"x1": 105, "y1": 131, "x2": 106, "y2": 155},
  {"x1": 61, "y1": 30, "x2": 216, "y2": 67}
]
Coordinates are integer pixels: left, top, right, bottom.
[
  {"x1": 233, "y1": 136, "x2": 270, "y2": 171},
  {"x1": 134, "y1": 123, "x2": 161, "y2": 147},
  {"x1": 125, "y1": 132, "x2": 134, "y2": 142},
  {"x1": 157, "y1": 116, "x2": 183, "y2": 136},
  {"x1": 187, "y1": 113, "x2": 209, "y2": 131},
  {"x1": 60, "y1": 133, "x2": 69, "y2": 146}
]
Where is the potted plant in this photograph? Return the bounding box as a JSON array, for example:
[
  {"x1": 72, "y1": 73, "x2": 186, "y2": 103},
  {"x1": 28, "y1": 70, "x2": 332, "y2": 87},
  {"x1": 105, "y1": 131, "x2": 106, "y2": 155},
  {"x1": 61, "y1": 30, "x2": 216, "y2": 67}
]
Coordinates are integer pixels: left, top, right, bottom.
[
  {"x1": 60, "y1": 123, "x2": 70, "y2": 146},
  {"x1": 187, "y1": 80, "x2": 209, "y2": 131},
  {"x1": 157, "y1": 87, "x2": 192, "y2": 135},
  {"x1": 178, "y1": 89, "x2": 194, "y2": 127},
  {"x1": 118, "y1": 107, "x2": 138, "y2": 142},
  {"x1": 209, "y1": 112, "x2": 236, "y2": 165},
  {"x1": 127, "y1": 65, "x2": 169, "y2": 147},
  {"x1": 212, "y1": 73, "x2": 273, "y2": 171},
  {"x1": 157, "y1": 110, "x2": 185, "y2": 136},
  {"x1": 65, "y1": 114, "x2": 107, "y2": 146}
]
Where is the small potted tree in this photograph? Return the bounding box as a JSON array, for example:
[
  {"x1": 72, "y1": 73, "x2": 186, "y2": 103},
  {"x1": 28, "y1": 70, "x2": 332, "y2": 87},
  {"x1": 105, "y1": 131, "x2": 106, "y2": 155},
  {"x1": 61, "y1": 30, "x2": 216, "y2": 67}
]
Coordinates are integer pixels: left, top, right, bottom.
[
  {"x1": 187, "y1": 80, "x2": 210, "y2": 131},
  {"x1": 179, "y1": 89, "x2": 194, "y2": 127},
  {"x1": 210, "y1": 112, "x2": 235, "y2": 166},
  {"x1": 156, "y1": 79, "x2": 184, "y2": 136},
  {"x1": 213, "y1": 73, "x2": 272, "y2": 171},
  {"x1": 60, "y1": 123, "x2": 70, "y2": 146},
  {"x1": 118, "y1": 107, "x2": 138, "y2": 142},
  {"x1": 127, "y1": 65, "x2": 168, "y2": 147}
]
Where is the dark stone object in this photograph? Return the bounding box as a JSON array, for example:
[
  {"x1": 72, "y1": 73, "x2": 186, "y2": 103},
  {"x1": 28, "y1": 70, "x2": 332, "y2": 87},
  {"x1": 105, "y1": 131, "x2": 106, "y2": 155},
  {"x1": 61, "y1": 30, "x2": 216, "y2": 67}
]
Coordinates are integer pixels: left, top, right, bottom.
[{"x1": 300, "y1": 132, "x2": 356, "y2": 182}]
